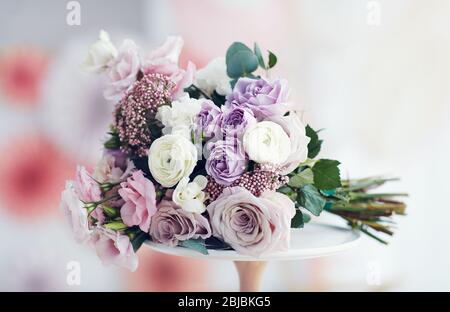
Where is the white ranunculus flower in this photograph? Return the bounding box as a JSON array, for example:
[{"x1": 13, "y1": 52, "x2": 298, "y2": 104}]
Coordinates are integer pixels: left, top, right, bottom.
[
  {"x1": 195, "y1": 57, "x2": 232, "y2": 96},
  {"x1": 148, "y1": 135, "x2": 198, "y2": 187},
  {"x1": 81, "y1": 30, "x2": 118, "y2": 73},
  {"x1": 269, "y1": 112, "x2": 311, "y2": 174},
  {"x1": 243, "y1": 121, "x2": 291, "y2": 165},
  {"x1": 173, "y1": 175, "x2": 208, "y2": 214},
  {"x1": 156, "y1": 94, "x2": 203, "y2": 136}
]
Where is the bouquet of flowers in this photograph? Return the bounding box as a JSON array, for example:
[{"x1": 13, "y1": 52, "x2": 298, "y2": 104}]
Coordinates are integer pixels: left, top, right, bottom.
[{"x1": 60, "y1": 31, "x2": 407, "y2": 271}]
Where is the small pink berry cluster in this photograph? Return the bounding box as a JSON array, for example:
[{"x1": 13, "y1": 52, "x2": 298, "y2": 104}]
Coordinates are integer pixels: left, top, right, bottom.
[
  {"x1": 205, "y1": 164, "x2": 289, "y2": 202},
  {"x1": 114, "y1": 73, "x2": 174, "y2": 157}
]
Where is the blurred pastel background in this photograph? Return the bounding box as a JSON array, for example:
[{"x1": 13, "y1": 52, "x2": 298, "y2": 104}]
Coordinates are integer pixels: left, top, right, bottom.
[{"x1": 0, "y1": 0, "x2": 449, "y2": 291}]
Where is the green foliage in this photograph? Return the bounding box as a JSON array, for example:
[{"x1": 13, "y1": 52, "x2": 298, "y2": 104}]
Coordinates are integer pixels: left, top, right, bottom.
[
  {"x1": 180, "y1": 239, "x2": 209, "y2": 255},
  {"x1": 226, "y1": 42, "x2": 278, "y2": 80},
  {"x1": 104, "y1": 221, "x2": 128, "y2": 231},
  {"x1": 312, "y1": 159, "x2": 341, "y2": 190},
  {"x1": 268, "y1": 51, "x2": 277, "y2": 68},
  {"x1": 305, "y1": 125, "x2": 322, "y2": 159},
  {"x1": 291, "y1": 210, "x2": 304, "y2": 228},
  {"x1": 253, "y1": 43, "x2": 277, "y2": 70},
  {"x1": 226, "y1": 42, "x2": 258, "y2": 78},
  {"x1": 102, "y1": 206, "x2": 119, "y2": 218},
  {"x1": 291, "y1": 209, "x2": 312, "y2": 228},
  {"x1": 297, "y1": 185, "x2": 326, "y2": 216},
  {"x1": 104, "y1": 128, "x2": 120, "y2": 149},
  {"x1": 131, "y1": 232, "x2": 149, "y2": 252},
  {"x1": 288, "y1": 168, "x2": 314, "y2": 188}
]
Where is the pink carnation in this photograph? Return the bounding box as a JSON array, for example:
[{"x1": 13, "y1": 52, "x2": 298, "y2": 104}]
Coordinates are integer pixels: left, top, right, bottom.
[
  {"x1": 104, "y1": 39, "x2": 141, "y2": 102},
  {"x1": 91, "y1": 227, "x2": 138, "y2": 272},
  {"x1": 74, "y1": 166, "x2": 104, "y2": 223},
  {"x1": 75, "y1": 166, "x2": 101, "y2": 202},
  {"x1": 118, "y1": 170, "x2": 157, "y2": 232},
  {"x1": 60, "y1": 181, "x2": 91, "y2": 244}
]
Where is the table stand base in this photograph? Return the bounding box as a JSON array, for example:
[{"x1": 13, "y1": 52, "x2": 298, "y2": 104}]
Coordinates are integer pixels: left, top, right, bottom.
[{"x1": 234, "y1": 261, "x2": 267, "y2": 292}]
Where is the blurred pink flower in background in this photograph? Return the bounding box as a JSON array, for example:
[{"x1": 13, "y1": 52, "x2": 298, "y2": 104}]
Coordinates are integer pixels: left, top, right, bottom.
[
  {"x1": 127, "y1": 248, "x2": 208, "y2": 291},
  {"x1": 0, "y1": 46, "x2": 48, "y2": 106},
  {"x1": 0, "y1": 133, "x2": 75, "y2": 218}
]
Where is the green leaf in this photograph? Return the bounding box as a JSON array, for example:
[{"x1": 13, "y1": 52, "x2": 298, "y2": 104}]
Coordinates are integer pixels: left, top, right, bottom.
[
  {"x1": 291, "y1": 210, "x2": 304, "y2": 228},
  {"x1": 226, "y1": 42, "x2": 258, "y2": 78},
  {"x1": 288, "y1": 168, "x2": 314, "y2": 188},
  {"x1": 312, "y1": 159, "x2": 341, "y2": 190},
  {"x1": 305, "y1": 125, "x2": 323, "y2": 158},
  {"x1": 277, "y1": 186, "x2": 292, "y2": 194},
  {"x1": 324, "y1": 202, "x2": 333, "y2": 210},
  {"x1": 211, "y1": 91, "x2": 226, "y2": 106},
  {"x1": 298, "y1": 185, "x2": 326, "y2": 216},
  {"x1": 104, "y1": 132, "x2": 120, "y2": 149},
  {"x1": 302, "y1": 212, "x2": 311, "y2": 224},
  {"x1": 230, "y1": 78, "x2": 238, "y2": 89},
  {"x1": 268, "y1": 51, "x2": 277, "y2": 68},
  {"x1": 131, "y1": 232, "x2": 149, "y2": 252},
  {"x1": 180, "y1": 239, "x2": 209, "y2": 255},
  {"x1": 104, "y1": 221, "x2": 128, "y2": 231},
  {"x1": 320, "y1": 189, "x2": 337, "y2": 197},
  {"x1": 254, "y1": 43, "x2": 266, "y2": 69}
]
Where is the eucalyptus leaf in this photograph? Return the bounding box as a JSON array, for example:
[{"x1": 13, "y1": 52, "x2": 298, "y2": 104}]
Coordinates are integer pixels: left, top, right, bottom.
[
  {"x1": 312, "y1": 159, "x2": 341, "y2": 190},
  {"x1": 320, "y1": 189, "x2": 337, "y2": 197},
  {"x1": 226, "y1": 42, "x2": 258, "y2": 78},
  {"x1": 180, "y1": 239, "x2": 209, "y2": 255}
]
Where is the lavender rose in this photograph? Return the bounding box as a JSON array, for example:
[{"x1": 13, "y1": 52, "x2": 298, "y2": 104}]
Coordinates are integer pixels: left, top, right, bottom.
[
  {"x1": 207, "y1": 187, "x2": 296, "y2": 257},
  {"x1": 149, "y1": 200, "x2": 211, "y2": 247},
  {"x1": 221, "y1": 105, "x2": 256, "y2": 139},
  {"x1": 195, "y1": 100, "x2": 222, "y2": 139},
  {"x1": 226, "y1": 77, "x2": 289, "y2": 119},
  {"x1": 205, "y1": 139, "x2": 247, "y2": 186}
]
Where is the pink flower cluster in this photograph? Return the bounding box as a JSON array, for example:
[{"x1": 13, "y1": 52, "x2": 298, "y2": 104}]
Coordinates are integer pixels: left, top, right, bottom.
[{"x1": 114, "y1": 73, "x2": 173, "y2": 157}]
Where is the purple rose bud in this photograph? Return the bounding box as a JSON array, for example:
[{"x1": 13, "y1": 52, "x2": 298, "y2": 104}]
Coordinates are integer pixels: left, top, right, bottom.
[
  {"x1": 205, "y1": 139, "x2": 248, "y2": 186},
  {"x1": 226, "y1": 77, "x2": 289, "y2": 119},
  {"x1": 195, "y1": 100, "x2": 222, "y2": 139},
  {"x1": 221, "y1": 105, "x2": 256, "y2": 139}
]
